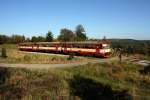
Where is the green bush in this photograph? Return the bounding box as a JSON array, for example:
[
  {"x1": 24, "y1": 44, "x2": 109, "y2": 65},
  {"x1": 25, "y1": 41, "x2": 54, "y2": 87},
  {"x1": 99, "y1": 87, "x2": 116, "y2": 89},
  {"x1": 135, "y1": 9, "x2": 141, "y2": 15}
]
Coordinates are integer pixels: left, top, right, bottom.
[
  {"x1": 67, "y1": 53, "x2": 74, "y2": 60},
  {"x1": 1, "y1": 48, "x2": 7, "y2": 58}
]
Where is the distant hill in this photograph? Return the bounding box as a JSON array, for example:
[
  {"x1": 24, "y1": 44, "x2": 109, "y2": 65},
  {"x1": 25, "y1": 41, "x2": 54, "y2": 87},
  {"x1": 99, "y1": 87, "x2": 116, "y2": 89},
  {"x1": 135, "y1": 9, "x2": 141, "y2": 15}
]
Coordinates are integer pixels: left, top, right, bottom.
[
  {"x1": 89, "y1": 38, "x2": 150, "y2": 44},
  {"x1": 108, "y1": 39, "x2": 150, "y2": 47},
  {"x1": 108, "y1": 39, "x2": 150, "y2": 43},
  {"x1": 106, "y1": 39, "x2": 150, "y2": 55}
]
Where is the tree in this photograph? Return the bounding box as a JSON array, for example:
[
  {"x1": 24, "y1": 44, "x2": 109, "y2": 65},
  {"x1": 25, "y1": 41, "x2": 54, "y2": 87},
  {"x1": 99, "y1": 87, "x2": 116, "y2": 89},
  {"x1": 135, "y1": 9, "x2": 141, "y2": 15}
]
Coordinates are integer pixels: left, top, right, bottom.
[
  {"x1": 75, "y1": 24, "x2": 87, "y2": 41},
  {"x1": 102, "y1": 36, "x2": 106, "y2": 41},
  {"x1": 46, "y1": 31, "x2": 53, "y2": 42},
  {"x1": 31, "y1": 36, "x2": 46, "y2": 42},
  {"x1": 11, "y1": 35, "x2": 25, "y2": 43},
  {"x1": 0, "y1": 35, "x2": 9, "y2": 44},
  {"x1": 31, "y1": 36, "x2": 37, "y2": 42},
  {"x1": 58, "y1": 28, "x2": 75, "y2": 42},
  {"x1": 37, "y1": 36, "x2": 46, "y2": 42}
]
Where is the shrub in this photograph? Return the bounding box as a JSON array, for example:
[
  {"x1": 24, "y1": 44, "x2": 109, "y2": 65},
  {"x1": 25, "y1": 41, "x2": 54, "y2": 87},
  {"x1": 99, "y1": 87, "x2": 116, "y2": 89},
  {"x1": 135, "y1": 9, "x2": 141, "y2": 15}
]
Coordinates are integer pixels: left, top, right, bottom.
[
  {"x1": 1, "y1": 48, "x2": 7, "y2": 58},
  {"x1": 67, "y1": 53, "x2": 74, "y2": 60},
  {"x1": 51, "y1": 57, "x2": 56, "y2": 61},
  {"x1": 23, "y1": 55, "x2": 31, "y2": 62}
]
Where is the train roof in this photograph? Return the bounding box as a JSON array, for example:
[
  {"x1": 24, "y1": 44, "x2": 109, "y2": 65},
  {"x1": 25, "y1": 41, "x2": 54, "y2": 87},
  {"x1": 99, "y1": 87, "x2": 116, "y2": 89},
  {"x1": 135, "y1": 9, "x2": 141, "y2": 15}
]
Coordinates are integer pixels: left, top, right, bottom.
[{"x1": 19, "y1": 41, "x2": 110, "y2": 45}]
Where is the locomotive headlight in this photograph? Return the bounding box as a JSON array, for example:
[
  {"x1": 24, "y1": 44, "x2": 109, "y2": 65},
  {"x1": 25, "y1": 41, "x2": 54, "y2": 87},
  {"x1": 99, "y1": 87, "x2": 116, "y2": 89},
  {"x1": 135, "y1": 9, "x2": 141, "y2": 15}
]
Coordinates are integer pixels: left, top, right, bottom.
[{"x1": 105, "y1": 49, "x2": 111, "y2": 52}]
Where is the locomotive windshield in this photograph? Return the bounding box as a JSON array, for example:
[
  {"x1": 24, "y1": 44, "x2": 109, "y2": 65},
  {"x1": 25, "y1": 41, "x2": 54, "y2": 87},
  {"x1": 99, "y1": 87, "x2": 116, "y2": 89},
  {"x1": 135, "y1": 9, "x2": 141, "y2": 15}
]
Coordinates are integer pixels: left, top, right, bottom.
[{"x1": 102, "y1": 44, "x2": 110, "y2": 49}]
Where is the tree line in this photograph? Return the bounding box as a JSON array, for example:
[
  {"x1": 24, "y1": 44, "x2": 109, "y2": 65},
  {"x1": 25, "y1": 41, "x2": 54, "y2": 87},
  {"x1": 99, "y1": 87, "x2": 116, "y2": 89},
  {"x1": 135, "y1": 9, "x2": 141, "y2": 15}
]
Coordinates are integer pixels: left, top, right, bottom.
[
  {"x1": 0, "y1": 24, "x2": 87, "y2": 44},
  {"x1": 0, "y1": 34, "x2": 25, "y2": 44},
  {"x1": 110, "y1": 39, "x2": 150, "y2": 56}
]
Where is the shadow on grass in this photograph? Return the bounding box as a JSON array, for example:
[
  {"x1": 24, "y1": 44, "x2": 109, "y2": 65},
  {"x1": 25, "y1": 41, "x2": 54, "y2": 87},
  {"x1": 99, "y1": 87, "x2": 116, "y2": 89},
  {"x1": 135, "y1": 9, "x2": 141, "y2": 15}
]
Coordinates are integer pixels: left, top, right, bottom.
[
  {"x1": 0, "y1": 67, "x2": 10, "y2": 84},
  {"x1": 0, "y1": 67, "x2": 26, "y2": 100},
  {"x1": 69, "y1": 75, "x2": 132, "y2": 100},
  {"x1": 139, "y1": 65, "x2": 150, "y2": 75}
]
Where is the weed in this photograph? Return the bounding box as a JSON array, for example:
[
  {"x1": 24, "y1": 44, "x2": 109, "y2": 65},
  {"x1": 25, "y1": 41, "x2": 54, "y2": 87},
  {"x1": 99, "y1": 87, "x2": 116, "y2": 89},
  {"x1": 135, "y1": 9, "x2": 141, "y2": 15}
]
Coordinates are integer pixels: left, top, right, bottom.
[{"x1": 23, "y1": 55, "x2": 31, "y2": 62}]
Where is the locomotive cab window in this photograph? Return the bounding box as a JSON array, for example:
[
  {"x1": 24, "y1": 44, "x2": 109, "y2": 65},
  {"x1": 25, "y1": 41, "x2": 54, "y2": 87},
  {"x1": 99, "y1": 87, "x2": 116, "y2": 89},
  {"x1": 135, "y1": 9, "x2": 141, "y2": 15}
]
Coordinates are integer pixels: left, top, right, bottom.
[{"x1": 102, "y1": 44, "x2": 110, "y2": 49}]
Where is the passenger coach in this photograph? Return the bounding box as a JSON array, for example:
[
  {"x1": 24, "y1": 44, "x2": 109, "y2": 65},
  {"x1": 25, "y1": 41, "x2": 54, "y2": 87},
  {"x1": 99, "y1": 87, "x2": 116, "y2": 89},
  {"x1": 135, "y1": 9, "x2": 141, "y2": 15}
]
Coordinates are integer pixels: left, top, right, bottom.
[{"x1": 19, "y1": 41, "x2": 111, "y2": 58}]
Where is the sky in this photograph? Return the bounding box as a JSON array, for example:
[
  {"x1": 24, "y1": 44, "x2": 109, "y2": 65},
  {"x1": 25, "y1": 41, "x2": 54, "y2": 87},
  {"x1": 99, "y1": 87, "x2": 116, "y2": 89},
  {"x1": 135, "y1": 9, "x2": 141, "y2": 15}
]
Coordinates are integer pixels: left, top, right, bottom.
[{"x1": 0, "y1": 0, "x2": 150, "y2": 40}]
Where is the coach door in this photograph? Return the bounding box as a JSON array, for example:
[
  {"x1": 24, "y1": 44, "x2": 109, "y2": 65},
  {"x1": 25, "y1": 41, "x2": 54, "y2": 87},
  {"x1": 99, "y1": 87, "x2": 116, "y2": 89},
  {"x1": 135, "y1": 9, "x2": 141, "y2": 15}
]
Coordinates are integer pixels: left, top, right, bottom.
[{"x1": 96, "y1": 44, "x2": 100, "y2": 54}]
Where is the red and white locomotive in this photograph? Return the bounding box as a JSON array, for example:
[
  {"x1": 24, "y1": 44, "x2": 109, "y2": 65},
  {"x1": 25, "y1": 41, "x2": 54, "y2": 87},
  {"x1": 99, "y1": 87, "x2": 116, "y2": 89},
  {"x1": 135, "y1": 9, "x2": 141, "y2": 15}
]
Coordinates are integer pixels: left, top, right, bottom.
[{"x1": 19, "y1": 41, "x2": 111, "y2": 58}]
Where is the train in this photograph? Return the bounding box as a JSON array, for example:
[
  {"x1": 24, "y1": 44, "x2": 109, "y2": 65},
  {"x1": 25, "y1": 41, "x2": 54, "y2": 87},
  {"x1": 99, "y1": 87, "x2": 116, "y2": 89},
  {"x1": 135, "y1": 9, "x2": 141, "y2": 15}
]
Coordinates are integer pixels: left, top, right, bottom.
[{"x1": 18, "y1": 41, "x2": 111, "y2": 58}]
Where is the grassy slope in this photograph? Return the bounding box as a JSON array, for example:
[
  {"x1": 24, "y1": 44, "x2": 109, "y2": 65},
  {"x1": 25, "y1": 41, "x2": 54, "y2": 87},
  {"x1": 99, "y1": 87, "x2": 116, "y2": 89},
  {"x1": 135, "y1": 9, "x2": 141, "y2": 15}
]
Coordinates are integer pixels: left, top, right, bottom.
[
  {"x1": 0, "y1": 61, "x2": 150, "y2": 99},
  {"x1": 0, "y1": 44, "x2": 95, "y2": 64}
]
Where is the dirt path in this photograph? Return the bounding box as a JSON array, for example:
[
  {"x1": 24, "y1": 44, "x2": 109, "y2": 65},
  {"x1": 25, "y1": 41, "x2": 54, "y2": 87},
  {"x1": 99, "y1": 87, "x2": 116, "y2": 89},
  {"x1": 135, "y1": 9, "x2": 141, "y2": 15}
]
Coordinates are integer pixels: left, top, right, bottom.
[{"x1": 0, "y1": 57, "x2": 116, "y2": 69}]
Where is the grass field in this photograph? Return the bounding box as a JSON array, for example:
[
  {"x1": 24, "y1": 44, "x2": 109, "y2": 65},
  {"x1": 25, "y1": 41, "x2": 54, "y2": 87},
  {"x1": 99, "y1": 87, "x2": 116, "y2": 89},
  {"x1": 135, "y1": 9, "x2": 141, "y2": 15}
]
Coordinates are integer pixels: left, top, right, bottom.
[
  {"x1": 0, "y1": 44, "x2": 97, "y2": 64},
  {"x1": 0, "y1": 62, "x2": 150, "y2": 100}
]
